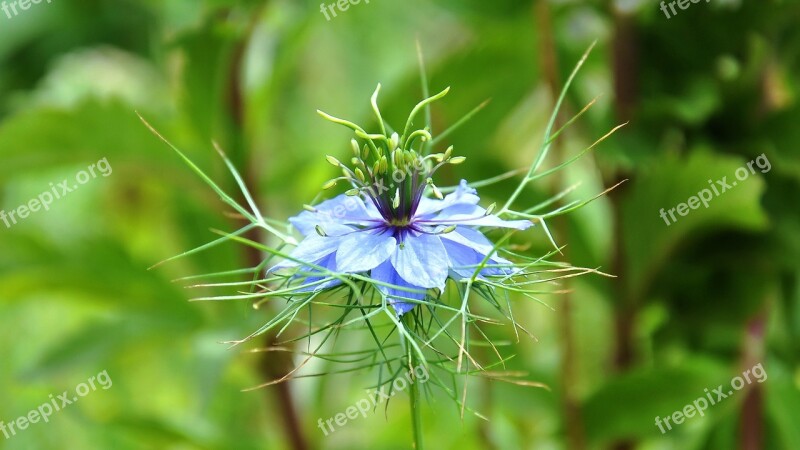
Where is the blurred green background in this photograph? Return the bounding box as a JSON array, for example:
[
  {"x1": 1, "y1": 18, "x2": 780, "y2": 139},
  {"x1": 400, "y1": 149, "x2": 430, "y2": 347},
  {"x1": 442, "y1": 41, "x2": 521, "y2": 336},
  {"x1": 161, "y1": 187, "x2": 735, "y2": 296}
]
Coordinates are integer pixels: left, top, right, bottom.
[{"x1": 1, "y1": 0, "x2": 799, "y2": 449}]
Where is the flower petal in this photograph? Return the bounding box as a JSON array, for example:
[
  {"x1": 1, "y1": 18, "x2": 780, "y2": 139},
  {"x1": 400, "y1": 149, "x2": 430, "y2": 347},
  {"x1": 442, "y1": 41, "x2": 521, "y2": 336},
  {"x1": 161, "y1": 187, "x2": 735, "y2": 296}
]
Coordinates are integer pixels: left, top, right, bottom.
[
  {"x1": 441, "y1": 237, "x2": 510, "y2": 279},
  {"x1": 414, "y1": 179, "x2": 480, "y2": 217},
  {"x1": 292, "y1": 253, "x2": 342, "y2": 292},
  {"x1": 371, "y1": 260, "x2": 426, "y2": 315},
  {"x1": 289, "y1": 195, "x2": 381, "y2": 235},
  {"x1": 269, "y1": 234, "x2": 345, "y2": 272},
  {"x1": 336, "y1": 230, "x2": 396, "y2": 273},
  {"x1": 390, "y1": 232, "x2": 449, "y2": 289},
  {"x1": 433, "y1": 212, "x2": 533, "y2": 230}
]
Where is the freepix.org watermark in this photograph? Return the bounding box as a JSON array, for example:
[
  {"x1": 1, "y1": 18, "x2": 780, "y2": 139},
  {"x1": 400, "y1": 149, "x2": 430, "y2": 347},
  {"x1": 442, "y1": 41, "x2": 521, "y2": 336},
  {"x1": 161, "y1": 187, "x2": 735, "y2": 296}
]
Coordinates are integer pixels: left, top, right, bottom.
[
  {"x1": 654, "y1": 363, "x2": 767, "y2": 434},
  {"x1": 1, "y1": 157, "x2": 112, "y2": 229},
  {"x1": 659, "y1": 0, "x2": 711, "y2": 19},
  {"x1": 317, "y1": 364, "x2": 429, "y2": 436},
  {"x1": 659, "y1": 153, "x2": 770, "y2": 227},
  {"x1": 1, "y1": 370, "x2": 113, "y2": 440},
  {"x1": 319, "y1": 0, "x2": 369, "y2": 21},
  {"x1": 1, "y1": 0, "x2": 53, "y2": 20}
]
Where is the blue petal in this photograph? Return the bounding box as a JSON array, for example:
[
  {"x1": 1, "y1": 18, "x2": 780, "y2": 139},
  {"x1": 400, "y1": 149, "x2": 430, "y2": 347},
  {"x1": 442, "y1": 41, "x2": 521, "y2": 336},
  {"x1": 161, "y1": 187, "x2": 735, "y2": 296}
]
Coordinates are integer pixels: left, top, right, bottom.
[
  {"x1": 371, "y1": 260, "x2": 426, "y2": 315},
  {"x1": 390, "y1": 232, "x2": 449, "y2": 290},
  {"x1": 289, "y1": 195, "x2": 381, "y2": 235},
  {"x1": 292, "y1": 253, "x2": 342, "y2": 292},
  {"x1": 433, "y1": 212, "x2": 533, "y2": 230},
  {"x1": 336, "y1": 230, "x2": 396, "y2": 273},
  {"x1": 269, "y1": 233, "x2": 346, "y2": 272},
  {"x1": 414, "y1": 179, "x2": 479, "y2": 217},
  {"x1": 441, "y1": 237, "x2": 508, "y2": 279},
  {"x1": 440, "y1": 227, "x2": 514, "y2": 262}
]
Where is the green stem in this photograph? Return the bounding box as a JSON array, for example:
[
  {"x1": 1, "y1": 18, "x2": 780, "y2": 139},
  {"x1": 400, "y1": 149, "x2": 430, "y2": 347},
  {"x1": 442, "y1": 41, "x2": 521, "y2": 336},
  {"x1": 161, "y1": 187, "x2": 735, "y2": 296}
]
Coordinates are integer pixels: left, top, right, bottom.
[{"x1": 409, "y1": 350, "x2": 424, "y2": 450}]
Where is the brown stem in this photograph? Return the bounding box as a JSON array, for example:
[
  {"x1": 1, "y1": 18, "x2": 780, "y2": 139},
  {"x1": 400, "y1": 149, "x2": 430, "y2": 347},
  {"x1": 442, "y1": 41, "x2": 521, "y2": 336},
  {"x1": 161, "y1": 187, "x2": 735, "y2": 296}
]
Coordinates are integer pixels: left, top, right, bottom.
[
  {"x1": 740, "y1": 317, "x2": 765, "y2": 450},
  {"x1": 534, "y1": 2, "x2": 586, "y2": 449},
  {"x1": 223, "y1": 4, "x2": 309, "y2": 449},
  {"x1": 608, "y1": 3, "x2": 638, "y2": 450}
]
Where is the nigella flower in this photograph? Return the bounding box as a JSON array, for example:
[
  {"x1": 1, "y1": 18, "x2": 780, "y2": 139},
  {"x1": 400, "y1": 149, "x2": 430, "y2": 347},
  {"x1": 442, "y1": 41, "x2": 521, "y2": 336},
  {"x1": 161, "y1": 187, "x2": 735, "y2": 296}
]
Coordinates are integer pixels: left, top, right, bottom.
[{"x1": 271, "y1": 107, "x2": 532, "y2": 314}]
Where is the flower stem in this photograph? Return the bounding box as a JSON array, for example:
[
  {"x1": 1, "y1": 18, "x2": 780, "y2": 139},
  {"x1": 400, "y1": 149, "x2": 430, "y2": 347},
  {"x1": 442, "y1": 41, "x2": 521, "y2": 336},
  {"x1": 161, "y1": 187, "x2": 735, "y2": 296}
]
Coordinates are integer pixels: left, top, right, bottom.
[{"x1": 409, "y1": 351, "x2": 424, "y2": 450}]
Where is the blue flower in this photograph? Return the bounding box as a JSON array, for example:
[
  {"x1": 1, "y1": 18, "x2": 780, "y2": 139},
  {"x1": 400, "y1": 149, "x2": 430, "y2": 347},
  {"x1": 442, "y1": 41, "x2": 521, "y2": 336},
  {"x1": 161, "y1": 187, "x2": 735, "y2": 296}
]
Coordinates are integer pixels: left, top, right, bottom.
[{"x1": 272, "y1": 180, "x2": 532, "y2": 315}]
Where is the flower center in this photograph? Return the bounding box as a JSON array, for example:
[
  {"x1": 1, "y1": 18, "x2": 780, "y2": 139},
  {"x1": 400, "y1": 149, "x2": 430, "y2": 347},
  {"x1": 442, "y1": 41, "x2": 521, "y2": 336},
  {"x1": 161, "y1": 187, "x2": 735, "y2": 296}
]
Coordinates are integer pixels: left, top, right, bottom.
[{"x1": 388, "y1": 217, "x2": 412, "y2": 228}]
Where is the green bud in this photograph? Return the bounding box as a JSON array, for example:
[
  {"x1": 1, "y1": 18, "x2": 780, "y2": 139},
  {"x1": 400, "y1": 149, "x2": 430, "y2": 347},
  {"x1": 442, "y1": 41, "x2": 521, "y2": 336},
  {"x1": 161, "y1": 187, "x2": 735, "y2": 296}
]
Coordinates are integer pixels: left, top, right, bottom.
[
  {"x1": 449, "y1": 156, "x2": 466, "y2": 165},
  {"x1": 351, "y1": 157, "x2": 360, "y2": 166},
  {"x1": 432, "y1": 184, "x2": 443, "y2": 200},
  {"x1": 362, "y1": 145, "x2": 370, "y2": 160},
  {"x1": 380, "y1": 156, "x2": 388, "y2": 174},
  {"x1": 346, "y1": 188, "x2": 360, "y2": 196},
  {"x1": 303, "y1": 204, "x2": 318, "y2": 213},
  {"x1": 443, "y1": 146, "x2": 453, "y2": 160},
  {"x1": 392, "y1": 149, "x2": 402, "y2": 168},
  {"x1": 404, "y1": 150, "x2": 415, "y2": 166},
  {"x1": 351, "y1": 139, "x2": 360, "y2": 157},
  {"x1": 485, "y1": 202, "x2": 496, "y2": 215},
  {"x1": 354, "y1": 168, "x2": 366, "y2": 182},
  {"x1": 322, "y1": 179, "x2": 337, "y2": 190},
  {"x1": 372, "y1": 161, "x2": 381, "y2": 175},
  {"x1": 441, "y1": 225, "x2": 457, "y2": 234},
  {"x1": 326, "y1": 155, "x2": 341, "y2": 167},
  {"x1": 388, "y1": 132, "x2": 399, "y2": 150}
]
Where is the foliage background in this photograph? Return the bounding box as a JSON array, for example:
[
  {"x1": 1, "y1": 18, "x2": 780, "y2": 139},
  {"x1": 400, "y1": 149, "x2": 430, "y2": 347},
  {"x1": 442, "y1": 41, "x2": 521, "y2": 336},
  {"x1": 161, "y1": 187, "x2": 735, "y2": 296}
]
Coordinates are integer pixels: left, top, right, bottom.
[{"x1": 1, "y1": 0, "x2": 798, "y2": 449}]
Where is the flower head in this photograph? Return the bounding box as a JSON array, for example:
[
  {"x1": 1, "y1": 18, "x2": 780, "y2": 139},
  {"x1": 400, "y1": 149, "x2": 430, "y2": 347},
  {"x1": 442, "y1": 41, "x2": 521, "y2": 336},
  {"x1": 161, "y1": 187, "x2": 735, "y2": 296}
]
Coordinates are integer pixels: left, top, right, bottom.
[{"x1": 271, "y1": 86, "x2": 532, "y2": 314}]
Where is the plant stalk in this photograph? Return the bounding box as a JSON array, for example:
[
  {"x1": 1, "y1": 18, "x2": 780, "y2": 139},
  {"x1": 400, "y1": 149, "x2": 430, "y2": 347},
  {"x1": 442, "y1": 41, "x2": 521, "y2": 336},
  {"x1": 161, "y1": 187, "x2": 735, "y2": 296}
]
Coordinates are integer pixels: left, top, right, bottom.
[{"x1": 409, "y1": 350, "x2": 424, "y2": 450}]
